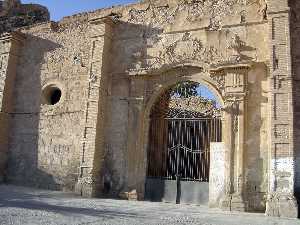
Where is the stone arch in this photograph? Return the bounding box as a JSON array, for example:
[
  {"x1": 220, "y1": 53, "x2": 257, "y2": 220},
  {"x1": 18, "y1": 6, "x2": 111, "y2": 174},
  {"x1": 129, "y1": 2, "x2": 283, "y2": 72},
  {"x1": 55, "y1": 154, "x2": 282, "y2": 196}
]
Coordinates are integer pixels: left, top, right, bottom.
[
  {"x1": 144, "y1": 70, "x2": 225, "y2": 118},
  {"x1": 136, "y1": 66, "x2": 226, "y2": 200}
]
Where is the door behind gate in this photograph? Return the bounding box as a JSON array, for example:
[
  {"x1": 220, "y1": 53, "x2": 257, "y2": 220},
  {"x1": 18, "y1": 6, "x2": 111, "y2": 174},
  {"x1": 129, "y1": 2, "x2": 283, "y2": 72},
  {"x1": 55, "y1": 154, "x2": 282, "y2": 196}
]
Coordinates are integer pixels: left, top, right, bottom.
[{"x1": 145, "y1": 116, "x2": 222, "y2": 205}]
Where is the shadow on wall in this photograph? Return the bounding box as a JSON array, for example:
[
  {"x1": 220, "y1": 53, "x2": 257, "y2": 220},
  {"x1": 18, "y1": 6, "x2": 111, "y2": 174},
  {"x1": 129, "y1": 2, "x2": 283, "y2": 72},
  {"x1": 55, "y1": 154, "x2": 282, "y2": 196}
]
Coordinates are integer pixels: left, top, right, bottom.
[
  {"x1": 103, "y1": 16, "x2": 261, "y2": 203},
  {"x1": 289, "y1": 1, "x2": 300, "y2": 217},
  {"x1": 99, "y1": 20, "x2": 165, "y2": 198},
  {"x1": 244, "y1": 63, "x2": 268, "y2": 212},
  {"x1": 5, "y1": 34, "x2": 63, "y2": 190}
]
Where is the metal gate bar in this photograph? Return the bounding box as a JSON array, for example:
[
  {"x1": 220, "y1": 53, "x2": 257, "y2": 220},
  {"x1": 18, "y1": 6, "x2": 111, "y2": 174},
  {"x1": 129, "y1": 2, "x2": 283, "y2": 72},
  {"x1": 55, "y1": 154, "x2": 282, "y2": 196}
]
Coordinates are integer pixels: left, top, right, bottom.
[{"x1": 147, "y1": 117, "x2": 222, "y2": 181}]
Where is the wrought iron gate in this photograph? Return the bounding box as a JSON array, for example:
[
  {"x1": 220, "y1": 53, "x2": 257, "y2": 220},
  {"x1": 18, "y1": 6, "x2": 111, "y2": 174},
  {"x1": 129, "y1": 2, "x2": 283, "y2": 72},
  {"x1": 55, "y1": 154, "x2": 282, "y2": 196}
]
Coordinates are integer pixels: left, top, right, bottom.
[{"x1": 145, "y1": 81, "x2": 222, "y2": 204}]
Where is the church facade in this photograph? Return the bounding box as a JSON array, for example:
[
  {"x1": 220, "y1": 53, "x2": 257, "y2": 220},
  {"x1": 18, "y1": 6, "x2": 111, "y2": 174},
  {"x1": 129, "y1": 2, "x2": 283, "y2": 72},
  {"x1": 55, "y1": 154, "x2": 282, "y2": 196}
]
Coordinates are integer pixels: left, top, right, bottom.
[{"x1": 0, "y1": 0, "x2": 300, "y2": 218}]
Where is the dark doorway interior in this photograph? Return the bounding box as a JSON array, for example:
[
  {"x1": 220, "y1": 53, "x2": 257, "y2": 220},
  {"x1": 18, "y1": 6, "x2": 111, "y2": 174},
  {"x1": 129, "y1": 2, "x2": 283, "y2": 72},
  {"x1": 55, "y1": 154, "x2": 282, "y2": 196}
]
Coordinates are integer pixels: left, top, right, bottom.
[{"x1": 145, "y1": 81, "x2": 222, "y2": 205}]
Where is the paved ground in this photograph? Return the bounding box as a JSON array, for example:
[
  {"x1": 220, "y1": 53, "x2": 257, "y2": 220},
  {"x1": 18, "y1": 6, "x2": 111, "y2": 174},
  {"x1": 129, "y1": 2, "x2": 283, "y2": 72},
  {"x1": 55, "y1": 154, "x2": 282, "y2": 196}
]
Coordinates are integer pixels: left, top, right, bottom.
[{"x1": 0, "y1": 185, "x2": 300, "y2": 225}]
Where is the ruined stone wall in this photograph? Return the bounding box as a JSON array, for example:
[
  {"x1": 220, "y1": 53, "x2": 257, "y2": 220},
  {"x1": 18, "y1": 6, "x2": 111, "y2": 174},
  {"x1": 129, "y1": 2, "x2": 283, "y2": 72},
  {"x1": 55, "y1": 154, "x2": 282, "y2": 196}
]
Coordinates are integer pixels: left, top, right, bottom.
[
  {"x1": 7, "y1": 17, "x2": 90, "y2": 191},
  {"x1": 2, "y1": 0, "x2": 298, "y2": 217}
]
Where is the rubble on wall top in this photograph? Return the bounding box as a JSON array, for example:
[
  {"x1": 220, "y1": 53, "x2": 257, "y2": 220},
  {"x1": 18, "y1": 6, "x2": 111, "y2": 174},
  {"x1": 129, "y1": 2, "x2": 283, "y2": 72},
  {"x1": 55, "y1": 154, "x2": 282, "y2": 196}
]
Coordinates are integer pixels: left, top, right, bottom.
[
  {"x1": 0, "y1": 0, "x2": 50, "y2": 34},
  {"x1": 0, "y1": 0, "x2": 268, "y2": 34}
]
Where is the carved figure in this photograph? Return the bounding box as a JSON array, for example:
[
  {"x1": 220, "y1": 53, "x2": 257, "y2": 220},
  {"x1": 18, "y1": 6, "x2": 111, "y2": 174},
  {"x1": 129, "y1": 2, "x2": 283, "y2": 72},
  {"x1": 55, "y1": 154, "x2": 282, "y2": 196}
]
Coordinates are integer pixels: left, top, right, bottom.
[{"x1": 227, "y1": 34, "x2": 245, "y2": 62}]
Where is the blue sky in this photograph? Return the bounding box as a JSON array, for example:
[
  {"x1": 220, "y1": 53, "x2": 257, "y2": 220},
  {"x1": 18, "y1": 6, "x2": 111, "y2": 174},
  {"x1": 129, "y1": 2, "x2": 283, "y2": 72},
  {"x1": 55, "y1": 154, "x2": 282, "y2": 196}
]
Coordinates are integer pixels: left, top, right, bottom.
[
  {"x1": 197, "y1": 85, "x2": 221, "y2": 108},
  {"x1": 22, "y1": 0, "x2": 138, "y2": 21}
]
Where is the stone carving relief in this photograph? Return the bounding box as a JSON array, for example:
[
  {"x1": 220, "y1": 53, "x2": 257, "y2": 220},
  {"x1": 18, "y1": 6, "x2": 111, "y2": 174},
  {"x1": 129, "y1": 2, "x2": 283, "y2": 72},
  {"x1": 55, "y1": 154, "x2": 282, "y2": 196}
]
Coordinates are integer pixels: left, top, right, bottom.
[
  {"x1": 210, "y1": 71, "x2": 226, "y2": 93},
  {"x1": 151, "y1": 32, "x2": 223, "y2": 67},
  {"x1": 127, "y1": 28, "x2": 255, "y2": 75},
  {"x1": 129, "y1": 32, "x2": 225, "y2": 72},
  {"x1": 123, "y1": 0, "x2": 261, "y2": 76},
  {"x1": 127, "y1": 0, "x2": 264, "y2": 29},
  {"x1": 227, "y1": 33, "x2": 246, "y2": 62}
]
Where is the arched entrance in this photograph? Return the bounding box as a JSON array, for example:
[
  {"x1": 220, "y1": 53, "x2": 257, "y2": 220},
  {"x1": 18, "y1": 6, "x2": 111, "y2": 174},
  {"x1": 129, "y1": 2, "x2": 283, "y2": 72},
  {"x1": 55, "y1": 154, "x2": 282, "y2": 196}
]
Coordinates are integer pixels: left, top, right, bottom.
[{"x1": 145, "y1": 81, "x2": 222, "y2": 205}]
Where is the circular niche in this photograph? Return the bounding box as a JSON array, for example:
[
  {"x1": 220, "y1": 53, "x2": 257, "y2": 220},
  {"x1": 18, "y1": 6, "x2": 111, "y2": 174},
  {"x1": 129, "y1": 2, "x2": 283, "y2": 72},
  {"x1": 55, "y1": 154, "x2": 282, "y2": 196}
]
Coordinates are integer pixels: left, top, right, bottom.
[{"x1": 42, "y1": 84, "x2": 62, "y2": 105}]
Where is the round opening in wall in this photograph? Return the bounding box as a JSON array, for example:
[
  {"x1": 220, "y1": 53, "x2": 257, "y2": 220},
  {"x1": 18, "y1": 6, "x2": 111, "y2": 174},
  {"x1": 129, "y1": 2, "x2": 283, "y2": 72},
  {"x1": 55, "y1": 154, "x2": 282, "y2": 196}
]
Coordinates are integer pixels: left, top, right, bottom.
[{"x1": 42, "y1": 84, "x2": 62, "y2": 105}]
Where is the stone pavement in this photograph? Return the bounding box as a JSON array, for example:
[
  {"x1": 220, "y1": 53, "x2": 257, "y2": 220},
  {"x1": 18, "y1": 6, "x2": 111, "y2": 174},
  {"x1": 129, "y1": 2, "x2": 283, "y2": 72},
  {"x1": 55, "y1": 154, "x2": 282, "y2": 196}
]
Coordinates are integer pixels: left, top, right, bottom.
[{"x1": 0, "y1": 185, "x2": 299, "y2": 225}]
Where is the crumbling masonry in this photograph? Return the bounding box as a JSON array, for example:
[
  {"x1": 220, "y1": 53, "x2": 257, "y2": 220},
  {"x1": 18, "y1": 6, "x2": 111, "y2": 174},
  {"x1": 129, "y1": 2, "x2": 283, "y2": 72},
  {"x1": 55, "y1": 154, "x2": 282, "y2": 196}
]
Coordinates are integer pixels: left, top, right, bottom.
[{"x1": 0, "y1": 0, "x2": 300, "y2": 218}]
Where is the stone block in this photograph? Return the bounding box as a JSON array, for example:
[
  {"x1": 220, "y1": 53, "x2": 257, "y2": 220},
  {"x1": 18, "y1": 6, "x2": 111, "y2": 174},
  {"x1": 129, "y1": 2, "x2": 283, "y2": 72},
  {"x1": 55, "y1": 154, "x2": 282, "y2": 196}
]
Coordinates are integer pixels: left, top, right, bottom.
[
  {"x1": 119, "y1": 190, "x2": 138, "y2": 201},
  {"x1": 266, "y1": 193, "x2": 298, "y2": 218},
  {"x1": 209, "y1": 142, "x2": 227, "y2": 207}
]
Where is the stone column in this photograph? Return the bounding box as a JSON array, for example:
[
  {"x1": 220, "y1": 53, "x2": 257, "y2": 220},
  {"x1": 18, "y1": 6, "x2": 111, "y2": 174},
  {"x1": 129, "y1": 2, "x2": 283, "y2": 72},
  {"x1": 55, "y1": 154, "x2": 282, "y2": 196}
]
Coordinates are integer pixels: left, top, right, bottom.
[
  {"x1": 213, "y1": 64, "x2": 250, "y2": 211},
  {"x1": 265, "y1": 1, "x2": 298, "y2": 218},
  {"x1": 0, "y1": 32, "x2": 25, "y2": 183},
  {"x1": 75, "y1": 17, "x2": 114, "y2": 197}
]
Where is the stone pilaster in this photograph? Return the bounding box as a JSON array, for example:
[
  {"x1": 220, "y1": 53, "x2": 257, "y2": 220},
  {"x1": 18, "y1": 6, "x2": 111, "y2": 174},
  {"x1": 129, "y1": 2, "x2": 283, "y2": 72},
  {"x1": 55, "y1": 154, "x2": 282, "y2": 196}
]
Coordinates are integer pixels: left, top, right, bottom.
[
  {"x1": 212, "y1": 64, "x2": 250, "y2": 212},
  {"x1": 126, "y1": 78, "x2": 147, "y2": 200},
  {"x1": 229, "y1": 95, "x2": 247, "y2": 212},
  {"x1": 219, "y1": 102, "x2": 233, "y2": 210},
  {"x1": 0, "y1": 32, "x2": 25, "y2": 183},
  {"x1": 75, "y1": 17, "x2": 114, "y2": 197},
  {"x1": 265, "y1": 1, "x2": 298, "y2": 218}
]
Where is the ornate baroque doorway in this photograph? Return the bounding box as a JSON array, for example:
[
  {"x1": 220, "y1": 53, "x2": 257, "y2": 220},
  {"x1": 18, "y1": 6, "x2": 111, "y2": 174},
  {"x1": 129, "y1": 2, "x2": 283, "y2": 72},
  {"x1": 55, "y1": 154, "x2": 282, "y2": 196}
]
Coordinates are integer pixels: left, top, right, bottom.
[{"x1": 145, "y1": 81, "x2": 222, "y2": 205}]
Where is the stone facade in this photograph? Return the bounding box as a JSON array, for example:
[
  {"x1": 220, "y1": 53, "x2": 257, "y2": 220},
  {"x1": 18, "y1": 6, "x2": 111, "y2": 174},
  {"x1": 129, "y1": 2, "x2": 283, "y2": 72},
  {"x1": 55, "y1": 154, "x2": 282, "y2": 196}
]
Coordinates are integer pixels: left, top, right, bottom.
[{"x1": 0, "y1": 0, "x2": 299, "y2": 218}]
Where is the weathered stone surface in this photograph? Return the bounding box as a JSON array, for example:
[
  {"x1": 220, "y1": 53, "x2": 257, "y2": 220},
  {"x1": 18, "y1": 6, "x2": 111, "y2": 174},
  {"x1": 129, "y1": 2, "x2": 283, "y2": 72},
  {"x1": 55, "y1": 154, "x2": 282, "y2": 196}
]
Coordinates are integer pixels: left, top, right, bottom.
[
  {"x1": 266, "y1": 193, "x2": 298, "y2": 218},
  {"x1": 0, "y1": 0, "x2": 299, "y2": 219},
  {"x1": 0, "y1": 0, "x2": 49, "y2": 33},
  {"x1": 1, "y1": 185, "x2": 300, "y2": 225},
  {"x1": 209, "y1": 142, "x2": 227, "y2": 207}
]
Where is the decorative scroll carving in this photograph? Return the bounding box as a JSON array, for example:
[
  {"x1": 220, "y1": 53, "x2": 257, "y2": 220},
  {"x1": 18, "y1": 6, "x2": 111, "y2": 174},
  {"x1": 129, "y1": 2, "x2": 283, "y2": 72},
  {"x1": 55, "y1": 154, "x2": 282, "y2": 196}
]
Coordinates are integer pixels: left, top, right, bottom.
[
  {"x1": 127, "y1": 27, "x2": 255, "y2": 75},
  {"x1": 129, "y1": 32, "x2": 225, "y2": 72},
  {"x1": 152, "y1": 32, "x2": 206, "y2": 65},
  {"x1": 128, "y1": 4, "x2": 176, "y2": 26},
  {"x1": 127, "y1": 0, "x2": 263, "y2": 29}
]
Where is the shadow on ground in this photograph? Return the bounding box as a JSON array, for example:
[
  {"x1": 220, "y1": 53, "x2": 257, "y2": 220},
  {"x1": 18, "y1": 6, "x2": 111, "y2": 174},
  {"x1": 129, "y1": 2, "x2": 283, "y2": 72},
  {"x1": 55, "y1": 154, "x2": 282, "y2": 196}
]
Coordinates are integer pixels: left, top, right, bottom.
[{"x1": 0, "y1": 185, "x2": 140, "y2": 219}]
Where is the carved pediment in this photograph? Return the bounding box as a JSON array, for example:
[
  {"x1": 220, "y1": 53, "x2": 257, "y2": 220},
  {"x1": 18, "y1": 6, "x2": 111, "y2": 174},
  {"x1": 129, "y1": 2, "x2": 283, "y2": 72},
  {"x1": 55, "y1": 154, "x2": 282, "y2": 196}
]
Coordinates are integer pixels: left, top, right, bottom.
[{"x1": 128, "y1": 31, "x2": 255, "y2": 75}]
